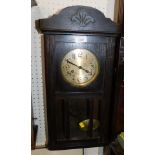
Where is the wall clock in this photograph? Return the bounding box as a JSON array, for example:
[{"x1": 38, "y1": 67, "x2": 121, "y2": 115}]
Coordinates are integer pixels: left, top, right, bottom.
[{"x1": 37, "y1": 5, "x2": 120, "y2": 150}]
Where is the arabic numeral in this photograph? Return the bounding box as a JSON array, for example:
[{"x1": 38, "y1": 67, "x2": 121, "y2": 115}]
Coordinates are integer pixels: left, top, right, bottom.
[
  {"x1": 86, "y1": 54, "x2": 88, "y2": 59},
  {"x1": 85, "y1": 77, "x2": 88, "y2": 80},
  {"x1": 71, "y1": 70, "x2": 74, "y2": 73},
  {"x1": 91, "y1": 64, "x2": 95, "y2": 68},
  {"x1": 72, "y1": 54, "x2": 75, "y2": 59},
  {"x1": 67, "y1": 71, "x2": 71, "y2": 75},
  {"x1": 78, "y1": 52, "x2": 82, "y2": 57}
]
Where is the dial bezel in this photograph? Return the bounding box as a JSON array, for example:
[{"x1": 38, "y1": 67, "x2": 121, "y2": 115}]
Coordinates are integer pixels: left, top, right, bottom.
[{"x1": 60, "y1": 49, "x2": 100, "y2": 88}]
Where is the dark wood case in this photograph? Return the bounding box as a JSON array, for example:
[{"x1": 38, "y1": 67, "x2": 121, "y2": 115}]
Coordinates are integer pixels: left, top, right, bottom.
[{"x1": 37, "y1": 6, "x2": 120, "y2": 150}]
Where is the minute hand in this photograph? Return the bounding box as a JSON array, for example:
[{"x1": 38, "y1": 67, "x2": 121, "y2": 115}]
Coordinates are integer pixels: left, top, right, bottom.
[
  {"x1": 66, "y1": 59, "x2": 90, "y2": 73},
  {"x1": 66, "y1": 59, "x2": 79, "y2": 68}
]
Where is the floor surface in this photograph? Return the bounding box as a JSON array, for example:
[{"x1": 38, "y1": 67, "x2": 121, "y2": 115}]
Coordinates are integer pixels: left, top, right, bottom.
[{"x1": 31, "y1": 148, "x2": 83, "y2": 155}]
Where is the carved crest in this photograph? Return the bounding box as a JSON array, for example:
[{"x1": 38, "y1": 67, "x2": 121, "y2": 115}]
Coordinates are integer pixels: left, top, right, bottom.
[{"x1": 71, "y1": 9, "x2": 95, "y2": 27}]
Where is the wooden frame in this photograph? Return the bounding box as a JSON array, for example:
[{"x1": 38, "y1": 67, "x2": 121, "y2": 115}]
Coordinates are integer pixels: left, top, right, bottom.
[{"x1": 114, "y1": 0, "x2": 124, "y2": 36}]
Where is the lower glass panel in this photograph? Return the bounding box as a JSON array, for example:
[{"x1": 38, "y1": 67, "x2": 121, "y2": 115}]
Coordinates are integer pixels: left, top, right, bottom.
[{"x1": 55, "y1": 98, "x2": 101, "y2": 141}]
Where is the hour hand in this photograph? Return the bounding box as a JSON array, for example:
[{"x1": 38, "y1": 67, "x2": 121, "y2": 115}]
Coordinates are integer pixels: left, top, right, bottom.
[{"x1": 79, "y1": 66, "x2": 90, "y2": 73}]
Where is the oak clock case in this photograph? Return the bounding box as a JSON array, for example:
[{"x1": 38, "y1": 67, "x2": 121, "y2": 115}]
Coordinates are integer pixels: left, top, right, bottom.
[{"x1": 37, "y1": 6, "x2": 120, "y2": 150}]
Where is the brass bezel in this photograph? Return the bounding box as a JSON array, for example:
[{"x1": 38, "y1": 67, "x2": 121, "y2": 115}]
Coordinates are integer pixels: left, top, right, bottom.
[{"x1": 60, "y1": 49, "x2": 100, "y2": 88}]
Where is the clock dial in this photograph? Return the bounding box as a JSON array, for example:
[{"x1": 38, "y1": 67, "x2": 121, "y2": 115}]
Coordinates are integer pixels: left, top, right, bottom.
[{"x1": 61, "y1": 49, "x2": 99, "y2": 87}]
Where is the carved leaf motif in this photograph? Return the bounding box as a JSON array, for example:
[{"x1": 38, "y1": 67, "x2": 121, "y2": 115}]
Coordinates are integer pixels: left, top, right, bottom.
[{"x1": 71, "y1": 9, "x2": 95, "y2": 27}]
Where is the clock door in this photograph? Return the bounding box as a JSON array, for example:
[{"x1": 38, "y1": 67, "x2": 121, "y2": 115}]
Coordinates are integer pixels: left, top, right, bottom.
[
  {"x1": 44, "y1": 34, "x2": 117, "y2": 149},
  {"x1": 55, "y1": 98, "x2": 103, "y2": 140},
  {"x1": 53, "y1": 35, "x2": 109, "y2": 93}
]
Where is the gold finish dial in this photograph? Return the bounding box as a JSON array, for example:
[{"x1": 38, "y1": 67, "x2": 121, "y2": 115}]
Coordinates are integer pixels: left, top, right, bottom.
[{"x1": 61, "y1": 49, "x2": 99, "y2": 87}]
